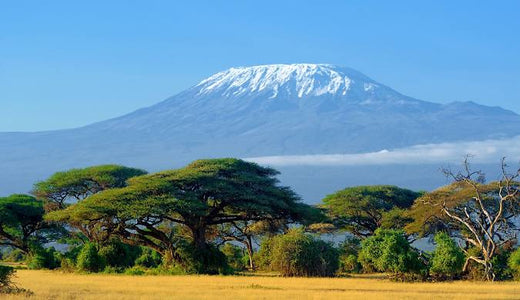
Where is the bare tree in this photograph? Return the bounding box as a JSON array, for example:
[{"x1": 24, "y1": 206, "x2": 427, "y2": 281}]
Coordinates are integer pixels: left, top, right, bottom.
[{"x1": 441, "y1": 157, "x2": 519, "y2": 281}]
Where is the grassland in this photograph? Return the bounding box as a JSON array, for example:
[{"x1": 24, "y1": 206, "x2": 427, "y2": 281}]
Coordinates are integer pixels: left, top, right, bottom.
[{"x1": 3, "y1": 270, "x2": 520, "y2": 299}]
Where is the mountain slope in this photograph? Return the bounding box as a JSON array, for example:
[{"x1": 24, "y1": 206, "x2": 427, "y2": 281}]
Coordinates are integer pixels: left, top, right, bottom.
[{"x1": 1, "y1": 63, "x2": 519, "y2": 199}]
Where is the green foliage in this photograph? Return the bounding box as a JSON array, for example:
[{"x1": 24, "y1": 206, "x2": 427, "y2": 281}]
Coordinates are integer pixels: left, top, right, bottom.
[
  {"x1": 380, "y1": 208, "x2": 413, "y2": 231},
  {"x1": 254, "y1": 237, "x2": 275, "y2": 271},
  {"x1": 98, "y1": 239, "x2": 141, "y2": 268},
  {"x1": 27, "y1": 246, "x2": 60, "y2": 270},
  {"x1": 491, "y1": 248, "x2": 514, "y2": 281},
  {"x1": 405, "y1": 181, "x2": 504, "y2": 237},
  {"x1": 508, "y1": 247, "x2": 520, "y2": 280},
  {"x1": 49, "y1": 159, "x2": 310, "y2": 274},
  {"x1": 221, "y1": 243, "x2": 246, "y2": 271},
  {"x1": 322, "y1": 185, "x2": 420, "y2": 237},
  {"x1": 338, "y1": 237, "x2": 361, "y2": 273},
  {"x1": 0, "y1": 194, "x2": 50, "y2": 254},
  {"x1": 174, "y1": 241, "x2": 231, "y2": 275},
  {"x1": 429, "y1": 233, "x2": 464, "y2": 279},
  {"x1": 268, "y1": 229, "x2": 339, "y2": 277},
  {"x1": 76, "y1": 243, "x2": 105, "y2": 273},
  {"x1": 135, "y1": 248, "x2": 162, "y2": 268},
  {"x1": 123, "y1": 266, "x2": 147, "y2": 276},
  {"x1": 358, "y1": 229, "x2": 425, "y2": 276},
  {"x1": 33, "y1": 164, "x2": 147, "y2": 211}
]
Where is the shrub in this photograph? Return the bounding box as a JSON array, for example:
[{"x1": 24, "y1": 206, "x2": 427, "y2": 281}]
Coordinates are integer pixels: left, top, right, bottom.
[
  {"x1": 124, "y1": 266, "x2": 146, "y2": 276},
  {"x1": 358, "y1": 229, "x2": 425, "y2": 277},
  {"x1": 221, "y1": 244, "x2": 246, "y2": 271},
  {"x1": 429, "y1": 233, "x2": 464, "y2": 279},
  {"x1": 76, "y1": 243, "x2": 105, "y2": 273},
  {"x1": 27, "y1": 246, "x2": 60, "y2": 270},
  {"x1": 338, "y1": 237, "x2": 361, "y2": 274},
  {"x1": 135, "y1": 248, "x2": 162, "y2": 268},
  {"x1": 269, "y1": 228, "x2": 339, "y2": 277},
  {"x1": 99, "y1": 239, "x2": 141, "y2": 268},
  {"x1": 508, "y1": 247, "x2": 520, "y2": 280},
  {"x1": 254, "y1": 237, "x2": 276, "y2": 271},
  {"x1": 174, "y1": 241, "x2": 231, "y2": 274}
]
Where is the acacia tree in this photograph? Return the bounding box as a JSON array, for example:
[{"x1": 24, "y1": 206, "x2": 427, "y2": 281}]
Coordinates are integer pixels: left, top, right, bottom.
[
  {"x1": 0, "y1": 194, "x2": 55, "y2": 254},
  {"x1": 48, "y1": 159, "x2": 316, "y2": 273},
  {"x1": 33, "y1": 164, "x2": 147, "y2": 211},
  {"x1": 407, "y1": 158, "x2": 520, "y2": 281},
  {"x1": 34, "y1": 165, "x2": 146, "y2": 243},
  {"x1": 322, "y1": 185, "x2": 421, "y2": 238}
]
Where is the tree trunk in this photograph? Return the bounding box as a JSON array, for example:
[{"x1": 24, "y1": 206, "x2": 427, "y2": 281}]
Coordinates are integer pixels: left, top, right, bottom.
[
  {"x1": 191, "y1": 226, "x2": 208, "y2": 250},
  {"x1": 245, "y1": 236, "x2": 255, "y2": 271}
]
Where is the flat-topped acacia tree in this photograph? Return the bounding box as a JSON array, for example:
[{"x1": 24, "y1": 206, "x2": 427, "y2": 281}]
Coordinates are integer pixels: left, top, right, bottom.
[
  {"x1": 33, "y1": 165, "x2": 147, "y2": 211},
  {"x1": 47, "y1": 158, "x2": 316, "y2": 273},
  {"x1": 33, "y1": 165, "x2": 147, "y2": 243},
  {"x1": 322, "y1": 185, "x2": 421, "y2": 238}
]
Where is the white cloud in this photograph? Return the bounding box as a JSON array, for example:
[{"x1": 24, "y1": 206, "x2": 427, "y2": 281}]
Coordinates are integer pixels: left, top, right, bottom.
[{"x1": 244, "y1": 136, "x2": 520, "y2": 166}]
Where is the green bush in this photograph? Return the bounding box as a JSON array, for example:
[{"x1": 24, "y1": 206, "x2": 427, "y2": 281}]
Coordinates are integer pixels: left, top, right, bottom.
[
  {"x1": 254, "y1": 237, "x2": 275, "y2": 271},
  {"x1": 124, "y1": 266, "x2": 146, "y2": 275},
  {"x1": 268, "y1": 228, "x2": 339, "y2": 277},
  {"x1": 27, "y1": 247, "x2": 60, "y2": 270},
  {"x1": 221, "y1": 244, "x2": 246, "y2": 271},
  {"x1": 429, "y1": 233, "x2": 465, "y2": 279},
  {"x1": 76, "y1": 243, "x2": 105, "y2": 273},
  {"x1": 135, "y1": 248, "x2": 162, "y2": 268},
  {"x1": 338, "y1": 237, "x2": 361, "y2": 274},
  {"x1": 174, "y1": 241, "x2": 231, "y2": 274},
  {"x1": 98, "y1": 239, "x2": 141, "y2": 268},
  {"x1": 358, "y1": 229, "x2": 425, "y2": 277},
  {"x1": 508, "y1": 247, "x2": 520, "y2": 280}
]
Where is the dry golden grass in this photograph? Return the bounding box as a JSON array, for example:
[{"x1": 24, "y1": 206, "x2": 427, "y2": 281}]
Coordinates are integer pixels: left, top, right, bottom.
[{"x1": 4, "y1": 270, "x2": 520, "y2": 299}]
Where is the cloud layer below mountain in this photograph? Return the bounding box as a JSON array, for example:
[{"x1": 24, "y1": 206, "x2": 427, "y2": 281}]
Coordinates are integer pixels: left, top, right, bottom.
[{"x1": 245, "y1": 136, "x2": 520, "y2": 166}]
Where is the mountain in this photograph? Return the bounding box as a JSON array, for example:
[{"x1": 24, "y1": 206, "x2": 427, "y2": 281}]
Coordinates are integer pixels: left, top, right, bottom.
[{"x1": 1, "y1": 63, "x2": 520, "y2": 201}]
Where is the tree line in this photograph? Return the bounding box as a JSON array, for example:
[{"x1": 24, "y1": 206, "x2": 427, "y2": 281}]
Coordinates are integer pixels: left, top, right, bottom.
[{"x1": 1, "y1": 157, "x2": 520, "y2": 284}]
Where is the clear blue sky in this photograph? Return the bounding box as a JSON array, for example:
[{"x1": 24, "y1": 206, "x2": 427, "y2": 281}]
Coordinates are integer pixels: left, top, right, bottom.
[{"x1": 1, "y1": 0, "x2": 519, "y2": 132}]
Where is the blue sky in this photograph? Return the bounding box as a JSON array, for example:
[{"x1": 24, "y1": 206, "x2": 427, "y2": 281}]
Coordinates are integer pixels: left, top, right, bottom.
[{"x1": 1, "y1": 0, "x2": 519, "y2": 132}]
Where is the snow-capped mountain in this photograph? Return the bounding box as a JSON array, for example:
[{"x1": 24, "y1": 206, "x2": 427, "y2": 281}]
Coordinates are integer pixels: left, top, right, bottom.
[
  {"x1": 1, "y1": 63, "x2": 520, "y2": 201},
  {"x1": 195, "y1": 64, "x2": 388, "y2": 100}
]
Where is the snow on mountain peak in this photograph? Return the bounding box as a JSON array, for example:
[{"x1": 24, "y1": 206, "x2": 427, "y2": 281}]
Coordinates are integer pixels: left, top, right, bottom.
[{"x1": 194, "y1": 63, "x2": 378, "y2": 99}]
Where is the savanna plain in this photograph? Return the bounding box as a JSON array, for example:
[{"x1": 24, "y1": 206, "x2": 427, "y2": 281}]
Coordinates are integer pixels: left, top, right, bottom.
[{"x1": 4, "y1": 270, "x2": 520, "y2": 300}]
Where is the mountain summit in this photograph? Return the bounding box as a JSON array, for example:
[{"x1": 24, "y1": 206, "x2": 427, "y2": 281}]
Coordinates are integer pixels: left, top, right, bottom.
[
  {"x1": 195, "y1": 64, "x2": 380, "y2": 99},
  {"x1": 1, "y1": 63, "x2": 520, "y2": 198}
]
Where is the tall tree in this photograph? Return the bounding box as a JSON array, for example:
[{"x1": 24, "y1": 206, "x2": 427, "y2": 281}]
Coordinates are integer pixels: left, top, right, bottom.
[
  {"x1": 322, "y1": 185, "x2": 421, "y2": 238},
  {"x1": 47, "y1": 159, "x2": 316, "y2": 273}
]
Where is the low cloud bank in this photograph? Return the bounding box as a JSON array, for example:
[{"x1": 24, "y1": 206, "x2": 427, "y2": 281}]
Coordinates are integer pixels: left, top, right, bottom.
[{"x1": 244, "y1": 136, "x2": 520, "y2": 166}]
